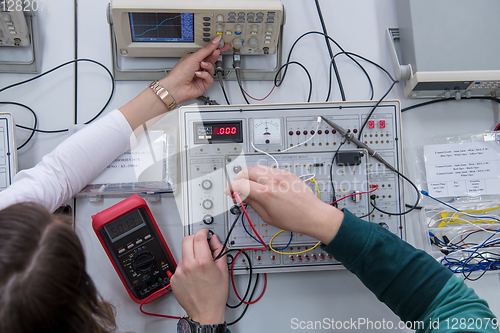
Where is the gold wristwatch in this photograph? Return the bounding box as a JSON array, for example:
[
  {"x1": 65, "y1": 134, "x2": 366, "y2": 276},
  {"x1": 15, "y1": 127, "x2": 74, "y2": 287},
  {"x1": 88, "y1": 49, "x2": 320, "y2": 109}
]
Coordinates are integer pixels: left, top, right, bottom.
[{"x1": 149, "y1": 80, "x2": 177, "y2": 111}]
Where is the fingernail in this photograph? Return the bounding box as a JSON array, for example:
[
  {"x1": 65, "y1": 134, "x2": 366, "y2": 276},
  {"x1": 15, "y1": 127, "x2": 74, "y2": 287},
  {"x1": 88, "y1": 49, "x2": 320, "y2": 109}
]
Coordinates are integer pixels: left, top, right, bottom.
[
  {"x1": 194, "y1": 71, "x2": 203, "y2": 75},
  {"x1": 201, "y1": 61, "x2": 208, "y2": 67},
  {"x1": 212, "y1": 35, "x2": 222, "y2": 44}
]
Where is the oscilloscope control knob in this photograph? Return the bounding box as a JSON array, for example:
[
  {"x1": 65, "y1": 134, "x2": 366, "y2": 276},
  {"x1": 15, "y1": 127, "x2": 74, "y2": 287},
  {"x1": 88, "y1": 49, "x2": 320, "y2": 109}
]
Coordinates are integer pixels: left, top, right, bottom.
[
  {"x1": 232, "y1": 38, "x2": 243, "y2": 50},
  {"x1": 3, "y1": 14, "x2": 11, "y2": 22},
  {"x1": 248, "y1": 38, "x2": 259, "y2": 49},
  {"x1": 201, "y1": 179, "x2": 213, "y2": 190},
  {"x1": 132, "y1": 252, "x2": 156, "y2": 273},
  {"x1": 202, "y1": 199, "x2": 213, "y2": 210},
  {"x1": 217, "y1": 14, "x2": 224, "y2": 23}
]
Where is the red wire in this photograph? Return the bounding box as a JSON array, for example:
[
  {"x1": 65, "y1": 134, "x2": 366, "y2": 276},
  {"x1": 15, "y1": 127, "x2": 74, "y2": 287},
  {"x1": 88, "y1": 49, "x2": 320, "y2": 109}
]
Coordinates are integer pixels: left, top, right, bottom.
[
  {"x1": 494, "y1": 123, "x2": 500, "y2": 131},
  {"x1": 330, "y1": 184, "x2": 379, "y2": 205},
  {"x1": 233, "y1": 192, "x2": 267, "y2": 249},
  {"x1": 230, "y1": 248, "x2": 268, "y2": 304},
  {"x1": 241, "y1": 85, "x2": 275, "y2": 101},
  {"x1": 139, "y1": 285, "x2": 182, "y2": 319}
]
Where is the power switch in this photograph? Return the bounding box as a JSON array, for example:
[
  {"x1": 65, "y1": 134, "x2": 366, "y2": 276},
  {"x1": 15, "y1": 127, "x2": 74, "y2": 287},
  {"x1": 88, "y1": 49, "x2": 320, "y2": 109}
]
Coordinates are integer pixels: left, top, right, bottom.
[
  {"x1": 379, "y1": 120, "x2": 386, "y2": 128},
  {"x1": 368, "y1": 121, "x2": 375, "y2": 129}
]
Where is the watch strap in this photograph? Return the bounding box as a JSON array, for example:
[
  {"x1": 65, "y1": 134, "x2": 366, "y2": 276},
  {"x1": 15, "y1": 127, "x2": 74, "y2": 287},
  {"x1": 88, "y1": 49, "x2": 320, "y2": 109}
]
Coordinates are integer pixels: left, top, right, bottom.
[
  {"x1": 180, "y1": 316, "x2": 227, "y2": 333},
  {"x1": 148, "y1": 80, "x2": 177, "y2": 111}
]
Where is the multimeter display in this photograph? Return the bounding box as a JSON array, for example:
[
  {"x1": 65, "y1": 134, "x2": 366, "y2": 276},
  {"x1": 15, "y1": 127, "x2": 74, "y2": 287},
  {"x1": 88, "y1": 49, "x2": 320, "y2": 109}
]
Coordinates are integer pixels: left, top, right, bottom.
[
  {"x1": 104, "y1": 210, "x2": 146, "y2": 242},
  {"x1": 92, "y1": 194, "x2": 176, "y2": 304}
]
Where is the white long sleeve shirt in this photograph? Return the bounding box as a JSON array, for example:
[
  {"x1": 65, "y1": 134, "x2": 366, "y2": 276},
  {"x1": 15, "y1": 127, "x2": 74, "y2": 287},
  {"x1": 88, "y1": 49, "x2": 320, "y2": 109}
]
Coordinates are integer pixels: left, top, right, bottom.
[{"x1": 0, "y1": 109, "x2": 133, "y2": 212}]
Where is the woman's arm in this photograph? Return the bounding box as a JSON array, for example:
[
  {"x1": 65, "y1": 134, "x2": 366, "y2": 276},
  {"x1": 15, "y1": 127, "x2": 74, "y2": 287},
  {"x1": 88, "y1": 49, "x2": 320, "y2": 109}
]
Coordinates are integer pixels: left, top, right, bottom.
[{"x1": 0, "y1": 36, "x2": 230, "y2": 212}]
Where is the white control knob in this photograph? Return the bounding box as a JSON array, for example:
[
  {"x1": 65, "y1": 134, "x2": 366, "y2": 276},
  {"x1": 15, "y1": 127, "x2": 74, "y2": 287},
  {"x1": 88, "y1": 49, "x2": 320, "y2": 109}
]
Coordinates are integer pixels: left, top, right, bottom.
[
  {"x1": 266, "y1": 24, "x2": 273, "y2": 33},
  {"x1": 444, "y1": 91, "x2": 451, "y2": 99},
  {"x1": 217, "y1": 24, "x2": 223, "y2": 33},
  {"x1": 3, "y1": 14, "x2": 11, "y2": 22},
  {"x1": 465, "y1": 90, "x2": 472, "y2": 98},
  {"x1": 202, "y1": 199, "x2": 213, "y2": 210},
  {"x1": 232, "y1": 38, "x2": 243, "y2": 49},
  {"x1": 235, "y1": 24, "x2": 242, "y2": 33},
  {"x1": 251, "y1": 24, "x2": 259, "y2": 33},
  {"x1": 219, "y1": 38, "x2": 225, "y2": 49},
  {"x1": 201, "y1": 179, "x2": 213, "y2": 190},
  {"x1": 248, "y1": 38, "x2": 259, "y2": 49},
  {"x1": 455, "y1": 91, "x2": 461, "y2": 100},
  {"x1": 217, "y1": 14, "x2": 224, "y2": 22}
]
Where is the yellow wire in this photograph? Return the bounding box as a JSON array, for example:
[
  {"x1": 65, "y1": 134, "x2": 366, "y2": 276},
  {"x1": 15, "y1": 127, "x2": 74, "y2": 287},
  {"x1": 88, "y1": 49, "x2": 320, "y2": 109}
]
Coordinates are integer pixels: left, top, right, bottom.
[
  {"x1": 310, "y1": 178, "x2": 320, "y2": 199},
  {"x1": 268, "y1": 230, "x2": 322, "y2": 255},
  {"x1": 267, "y1": 178, "x2": 322, "y2": 255}
]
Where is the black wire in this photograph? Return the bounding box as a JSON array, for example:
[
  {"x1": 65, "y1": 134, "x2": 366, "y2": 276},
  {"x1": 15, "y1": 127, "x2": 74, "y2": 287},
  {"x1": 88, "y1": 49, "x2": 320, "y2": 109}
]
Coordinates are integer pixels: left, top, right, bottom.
[
  {"x1": 329, "y1": 138, "x2": 346, "y2": 207},
  {"x1": 401, "y1": 96, "x2": 500, "y2": 113},
  {"x1": 0, "y1": 58, "x2": 115, "y2": 126},
  {"x1": 358, "y1": 204, "x2": 376, "y2": 219},
  {"x1": 274, "y1": 61, "x2": 312, "y2": 102},
  {"x1": 214, "y1": 210, "x2": 242, "y2": 261},
  {"x1": 239, "y1": 86, "x2": 250, "y2": 105},
  {"x1": 277, "y1": 31, "x2": 372, "y2": 102},
  {"x1": 358, "y1": 81, "x2": 398, "y2": 140},
  {"x1": 227, "y1": 273, "x2": 260, "y2": 326},
  {"x1": 369, "y1": 169, "x2": 420, "y2": 216},
  {"x1": 327, "y1": 51, "x2": 375, "y2": 102},
  {"x1": 0, "y1": 102, "x2": 38, "y2": 150},
  {"x1": 314, "y1": 0, "x2": 345, "y2": 101},
  {"x1": 225, "y1": 250, "x2": 252, "y2": 309},
  {"x1": 217, "y1": 71, "x2": 231, "y2": 105},
  {"x1": 221, "y1": 84, "x2": 231, "y2": 105}
]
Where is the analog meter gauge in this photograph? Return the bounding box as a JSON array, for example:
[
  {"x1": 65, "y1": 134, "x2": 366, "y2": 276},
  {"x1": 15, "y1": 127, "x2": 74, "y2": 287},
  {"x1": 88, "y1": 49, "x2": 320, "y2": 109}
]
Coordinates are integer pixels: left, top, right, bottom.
[{"x1": 253, "y1": 118, "x2": 282, "y2": 145}]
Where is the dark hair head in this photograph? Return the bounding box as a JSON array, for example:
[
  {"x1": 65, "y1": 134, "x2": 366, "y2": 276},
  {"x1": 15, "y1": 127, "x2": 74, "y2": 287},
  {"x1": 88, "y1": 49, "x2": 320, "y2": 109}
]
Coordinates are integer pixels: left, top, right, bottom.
[{"x1": 0, "y1": 202, "x2": 116, "y2": 333}]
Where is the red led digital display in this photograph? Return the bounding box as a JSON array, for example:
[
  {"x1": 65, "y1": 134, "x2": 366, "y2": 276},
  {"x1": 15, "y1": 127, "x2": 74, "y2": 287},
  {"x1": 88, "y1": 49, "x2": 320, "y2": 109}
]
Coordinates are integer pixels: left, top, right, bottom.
[
  {"x1": 213, "y1": 126, "x2": 237, "y2": 135},
  {"x1": 194, "y1": 121, "x2": 243, "y2": 144}
]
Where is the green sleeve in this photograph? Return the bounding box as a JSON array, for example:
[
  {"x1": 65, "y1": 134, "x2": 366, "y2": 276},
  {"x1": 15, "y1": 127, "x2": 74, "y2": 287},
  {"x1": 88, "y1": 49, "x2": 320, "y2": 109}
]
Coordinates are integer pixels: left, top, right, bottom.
[
  {"x1": 321, "y1": 208, "x2": 497, "y2": 329},
  {"x1": 415, "y1": 274, "x2": 498, "y2": 332}
]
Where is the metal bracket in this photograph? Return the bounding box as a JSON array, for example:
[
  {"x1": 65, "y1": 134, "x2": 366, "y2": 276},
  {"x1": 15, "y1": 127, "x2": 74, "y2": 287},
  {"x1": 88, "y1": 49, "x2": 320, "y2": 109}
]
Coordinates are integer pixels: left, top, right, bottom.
[
  {"x1": 386, "y1": 28, "x2": 411, "y2": 81},
  {"x1": 0, "y1": 12, "x2": 40, "y2": 74},
  {"x1": 108, "y1": 6, "x2": 283, "y2": 81}
]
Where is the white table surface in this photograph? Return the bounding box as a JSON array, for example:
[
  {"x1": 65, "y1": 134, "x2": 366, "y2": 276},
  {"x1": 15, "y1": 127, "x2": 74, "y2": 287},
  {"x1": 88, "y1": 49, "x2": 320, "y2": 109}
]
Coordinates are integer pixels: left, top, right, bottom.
[{"x1": 2, "y1": 0, "x2": 500, "y2": 332}]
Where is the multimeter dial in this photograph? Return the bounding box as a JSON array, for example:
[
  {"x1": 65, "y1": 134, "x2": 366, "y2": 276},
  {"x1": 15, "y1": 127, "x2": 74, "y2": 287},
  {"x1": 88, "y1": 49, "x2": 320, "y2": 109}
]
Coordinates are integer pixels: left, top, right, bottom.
[{"x1": 132, "y1": 251, "x2": 156, "y2": 273}]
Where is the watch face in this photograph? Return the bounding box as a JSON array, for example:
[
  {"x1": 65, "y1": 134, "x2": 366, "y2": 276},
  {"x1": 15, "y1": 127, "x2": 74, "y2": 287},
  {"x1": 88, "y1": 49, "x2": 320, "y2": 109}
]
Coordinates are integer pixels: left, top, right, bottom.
[{"x1": 177, "y1": 319, "x2": 192, "y2": 333}]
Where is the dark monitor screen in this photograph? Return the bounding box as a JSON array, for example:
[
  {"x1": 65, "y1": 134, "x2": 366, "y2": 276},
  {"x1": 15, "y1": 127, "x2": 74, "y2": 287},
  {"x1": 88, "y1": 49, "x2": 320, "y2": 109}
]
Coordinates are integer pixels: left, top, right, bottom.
[{"x1": 129, "y1": 12, "x2": 194, "y2": 42}]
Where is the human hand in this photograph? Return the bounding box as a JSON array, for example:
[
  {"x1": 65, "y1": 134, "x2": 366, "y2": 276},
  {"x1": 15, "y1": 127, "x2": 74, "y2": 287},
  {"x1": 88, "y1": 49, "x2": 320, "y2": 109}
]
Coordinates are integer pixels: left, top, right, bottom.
[
  {"x1": 224, "y1": 165, "x2": 344, "y2": 244},
  {"x1": 160, "y1": 36, "x2": 231, "y2": 105},
  {"x1": 170, "y1": 228, "x2": 228, "y2": 325}
]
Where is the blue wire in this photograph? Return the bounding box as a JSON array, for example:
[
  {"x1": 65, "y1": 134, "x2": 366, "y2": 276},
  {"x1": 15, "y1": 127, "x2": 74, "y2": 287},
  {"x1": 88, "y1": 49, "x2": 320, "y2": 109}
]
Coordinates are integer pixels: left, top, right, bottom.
[
  {"x1": 274, "y1": 232, "x2": 293, "y2": 251},
  {"x1": 421, "y1": 190, "x2": 500, "y2": 222},
  {"x1": 241, "y1": 205, "x2": 293, "y2": 250},
  {"x1": 241, "y1": 205, "x2": 260, "y2": 243}
]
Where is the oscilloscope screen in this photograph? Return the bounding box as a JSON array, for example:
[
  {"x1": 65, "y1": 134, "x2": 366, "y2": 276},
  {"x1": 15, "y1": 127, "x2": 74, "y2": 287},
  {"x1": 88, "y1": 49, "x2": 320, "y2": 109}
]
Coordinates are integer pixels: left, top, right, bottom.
[{"x1": 129, "y1": 12, "x2": 194, "y2": 43}]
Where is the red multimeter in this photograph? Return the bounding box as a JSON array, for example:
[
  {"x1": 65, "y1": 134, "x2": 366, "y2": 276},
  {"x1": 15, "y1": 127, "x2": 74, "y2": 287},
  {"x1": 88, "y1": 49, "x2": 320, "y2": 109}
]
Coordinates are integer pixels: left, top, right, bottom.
[{"x1": 92, "y1": 194, "x2": 176, "y2": 304}]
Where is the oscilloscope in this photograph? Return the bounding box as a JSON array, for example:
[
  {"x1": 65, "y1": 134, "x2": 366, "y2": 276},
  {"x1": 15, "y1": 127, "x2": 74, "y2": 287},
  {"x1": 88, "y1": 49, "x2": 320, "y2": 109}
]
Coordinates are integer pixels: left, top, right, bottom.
[
  {"x1": 0, "y1": 7, "x2": 30, "y2": 47},
  {"x1": 109, "y1": 0, "x2": 284, "y2": 58},
  {"x1": 179, "y1": 101, "x2": 406, "y2": 274}
]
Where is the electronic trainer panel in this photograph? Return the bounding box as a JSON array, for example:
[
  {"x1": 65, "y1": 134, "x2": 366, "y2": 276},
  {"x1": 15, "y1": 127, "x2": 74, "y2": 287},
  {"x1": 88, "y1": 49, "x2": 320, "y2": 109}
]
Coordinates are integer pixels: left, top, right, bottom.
[
  {"x1": 180, "y1": 102, "x2": 404, "y2": 274},
  {"x1": 0, "y1": 112, "x2": 17, "y2": 191},
  {"x1": 110, "y1": 0, "x2": 283, "y2": 57}
]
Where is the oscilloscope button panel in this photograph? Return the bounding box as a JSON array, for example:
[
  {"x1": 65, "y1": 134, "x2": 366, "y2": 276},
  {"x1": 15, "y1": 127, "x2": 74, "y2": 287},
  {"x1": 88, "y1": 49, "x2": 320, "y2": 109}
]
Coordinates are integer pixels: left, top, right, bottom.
[
  {"x1": 110, "y1": 0, "x2": 284, "y2": 58},
  {"x1": 180, "y1": 102, "x2": 404, "y2": 274}
]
